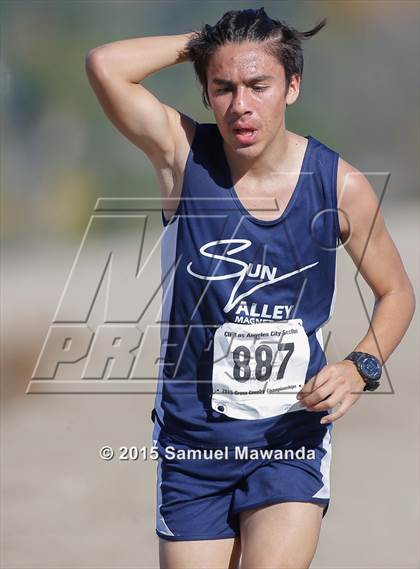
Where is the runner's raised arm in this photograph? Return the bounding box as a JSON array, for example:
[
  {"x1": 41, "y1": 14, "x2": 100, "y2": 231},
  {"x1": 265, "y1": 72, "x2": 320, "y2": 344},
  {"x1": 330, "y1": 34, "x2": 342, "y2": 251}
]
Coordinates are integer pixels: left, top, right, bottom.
[{"x1": 85, "y1": 33, "x2": 195, "y2": 169}]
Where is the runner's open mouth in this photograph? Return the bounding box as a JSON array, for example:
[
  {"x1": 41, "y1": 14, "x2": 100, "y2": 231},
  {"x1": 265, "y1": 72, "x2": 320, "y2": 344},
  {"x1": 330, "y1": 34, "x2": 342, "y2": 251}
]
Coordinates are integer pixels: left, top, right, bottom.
[
  {"x1": 234, "y1": 128, "x2": 256, "y2": 134},
  {"x1": 233, "y1": 128, "x2": 258, "y2": 143}
]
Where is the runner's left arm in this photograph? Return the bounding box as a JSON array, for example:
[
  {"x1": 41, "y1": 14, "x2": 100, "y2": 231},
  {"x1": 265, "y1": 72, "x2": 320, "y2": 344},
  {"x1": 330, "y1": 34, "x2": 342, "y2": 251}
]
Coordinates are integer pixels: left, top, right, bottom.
[
  {"x1": 335, "y1": 158, "x2": 415, "y2": 362},
  {"x1": 297, "y1": 158, "x2": 416, "y2": 422}
]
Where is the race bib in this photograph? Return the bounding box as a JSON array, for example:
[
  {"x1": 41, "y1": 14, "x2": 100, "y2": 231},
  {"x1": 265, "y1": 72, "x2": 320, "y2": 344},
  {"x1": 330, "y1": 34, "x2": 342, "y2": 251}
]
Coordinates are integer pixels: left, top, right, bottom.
[{"x1": 211, "y1": 319, "x2": 309, "y2": 420}]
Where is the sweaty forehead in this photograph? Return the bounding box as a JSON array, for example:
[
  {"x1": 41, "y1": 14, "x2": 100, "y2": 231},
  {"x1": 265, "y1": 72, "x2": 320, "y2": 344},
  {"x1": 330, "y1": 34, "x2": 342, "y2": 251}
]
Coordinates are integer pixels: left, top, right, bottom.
[{"x1": 207, "y1": 42, "x2": 281, "y2": 80}]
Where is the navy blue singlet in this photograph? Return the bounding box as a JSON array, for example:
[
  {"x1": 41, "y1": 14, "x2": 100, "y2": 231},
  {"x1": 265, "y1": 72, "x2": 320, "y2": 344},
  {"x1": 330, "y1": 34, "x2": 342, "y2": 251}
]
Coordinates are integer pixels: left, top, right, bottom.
[{"x1": 152, "y1": 122, "x2": 340, "y2": 449}]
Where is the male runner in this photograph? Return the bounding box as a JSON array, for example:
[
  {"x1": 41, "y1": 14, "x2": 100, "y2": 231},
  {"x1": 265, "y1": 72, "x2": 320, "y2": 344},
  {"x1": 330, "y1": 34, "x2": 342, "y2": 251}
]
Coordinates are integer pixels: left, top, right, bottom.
[{"x1": 86, "y1": 8, "x2": 415, "y2": 569}]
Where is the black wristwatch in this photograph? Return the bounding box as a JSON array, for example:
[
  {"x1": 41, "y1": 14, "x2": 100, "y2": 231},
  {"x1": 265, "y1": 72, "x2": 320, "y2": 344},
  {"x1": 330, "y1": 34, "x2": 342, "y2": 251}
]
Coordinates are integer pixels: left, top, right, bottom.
[{"x1": 344, "y1": 351, "x2": 382, "y2": 391}]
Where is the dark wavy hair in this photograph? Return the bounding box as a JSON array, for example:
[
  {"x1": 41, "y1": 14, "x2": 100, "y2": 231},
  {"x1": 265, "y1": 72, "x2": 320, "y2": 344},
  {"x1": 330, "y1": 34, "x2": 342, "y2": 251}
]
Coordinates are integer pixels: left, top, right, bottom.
[{"x1": 186, "y1": 8, "x2": 327, "y2": 108}]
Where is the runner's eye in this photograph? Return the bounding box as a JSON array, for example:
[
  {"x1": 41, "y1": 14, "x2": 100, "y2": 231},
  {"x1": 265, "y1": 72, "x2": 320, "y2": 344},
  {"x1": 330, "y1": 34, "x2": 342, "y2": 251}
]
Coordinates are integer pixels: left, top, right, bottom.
[{"x1": 252, "y1": 85, "x2": 267, "y2": 92}]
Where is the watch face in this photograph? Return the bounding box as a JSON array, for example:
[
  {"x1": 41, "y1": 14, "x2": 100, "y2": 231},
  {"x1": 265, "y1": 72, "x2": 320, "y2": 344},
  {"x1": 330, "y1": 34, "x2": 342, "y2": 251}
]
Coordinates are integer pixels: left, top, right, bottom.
[{"x1": 360, "y1": 356, "x2": 382, "y2": 381}]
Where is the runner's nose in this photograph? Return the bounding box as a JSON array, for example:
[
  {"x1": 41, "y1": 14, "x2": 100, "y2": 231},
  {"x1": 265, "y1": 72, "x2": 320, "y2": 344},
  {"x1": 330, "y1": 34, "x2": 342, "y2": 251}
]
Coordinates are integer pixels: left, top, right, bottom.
[{"x1": 230, "y1": 86, "x2": 250, "y2": 115}]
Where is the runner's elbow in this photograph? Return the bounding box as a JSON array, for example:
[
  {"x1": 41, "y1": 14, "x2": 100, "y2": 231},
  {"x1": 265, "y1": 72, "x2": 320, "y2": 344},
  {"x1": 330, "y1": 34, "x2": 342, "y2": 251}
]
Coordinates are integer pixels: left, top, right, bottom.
[{"x1": 85, "y1": 47, "x2": 107, "y2": 76}]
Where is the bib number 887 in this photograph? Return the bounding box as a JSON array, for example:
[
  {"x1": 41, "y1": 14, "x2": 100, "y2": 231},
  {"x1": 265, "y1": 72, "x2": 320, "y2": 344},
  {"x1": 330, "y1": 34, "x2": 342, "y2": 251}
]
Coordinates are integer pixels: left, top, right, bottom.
[{"x1": 233, "y1": 342, "x2": 294, "y2": 382}]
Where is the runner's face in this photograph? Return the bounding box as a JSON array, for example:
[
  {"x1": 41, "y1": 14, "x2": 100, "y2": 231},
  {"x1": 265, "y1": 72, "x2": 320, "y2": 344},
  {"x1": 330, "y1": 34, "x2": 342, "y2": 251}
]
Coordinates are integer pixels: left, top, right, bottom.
[{"x1": 206, "y1": 41, "x2": 299, "y2": 156}]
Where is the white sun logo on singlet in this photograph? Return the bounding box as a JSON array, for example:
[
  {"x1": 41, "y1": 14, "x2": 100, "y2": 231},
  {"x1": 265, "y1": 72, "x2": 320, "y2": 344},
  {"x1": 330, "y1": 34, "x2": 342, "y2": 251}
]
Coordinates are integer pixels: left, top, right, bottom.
[{"x1": 186, "y1": 239, "x2": 318, "y2": 313}]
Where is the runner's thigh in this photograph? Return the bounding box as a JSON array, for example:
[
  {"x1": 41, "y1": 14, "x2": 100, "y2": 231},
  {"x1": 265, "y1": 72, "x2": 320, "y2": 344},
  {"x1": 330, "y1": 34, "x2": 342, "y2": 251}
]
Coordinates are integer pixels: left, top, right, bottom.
[
  {"x1": 159, "y1": 536, "x2": 241, "y2": 569},
  {"x1": 239, "y1": 501, "x2": 323, "y2": 569}
]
